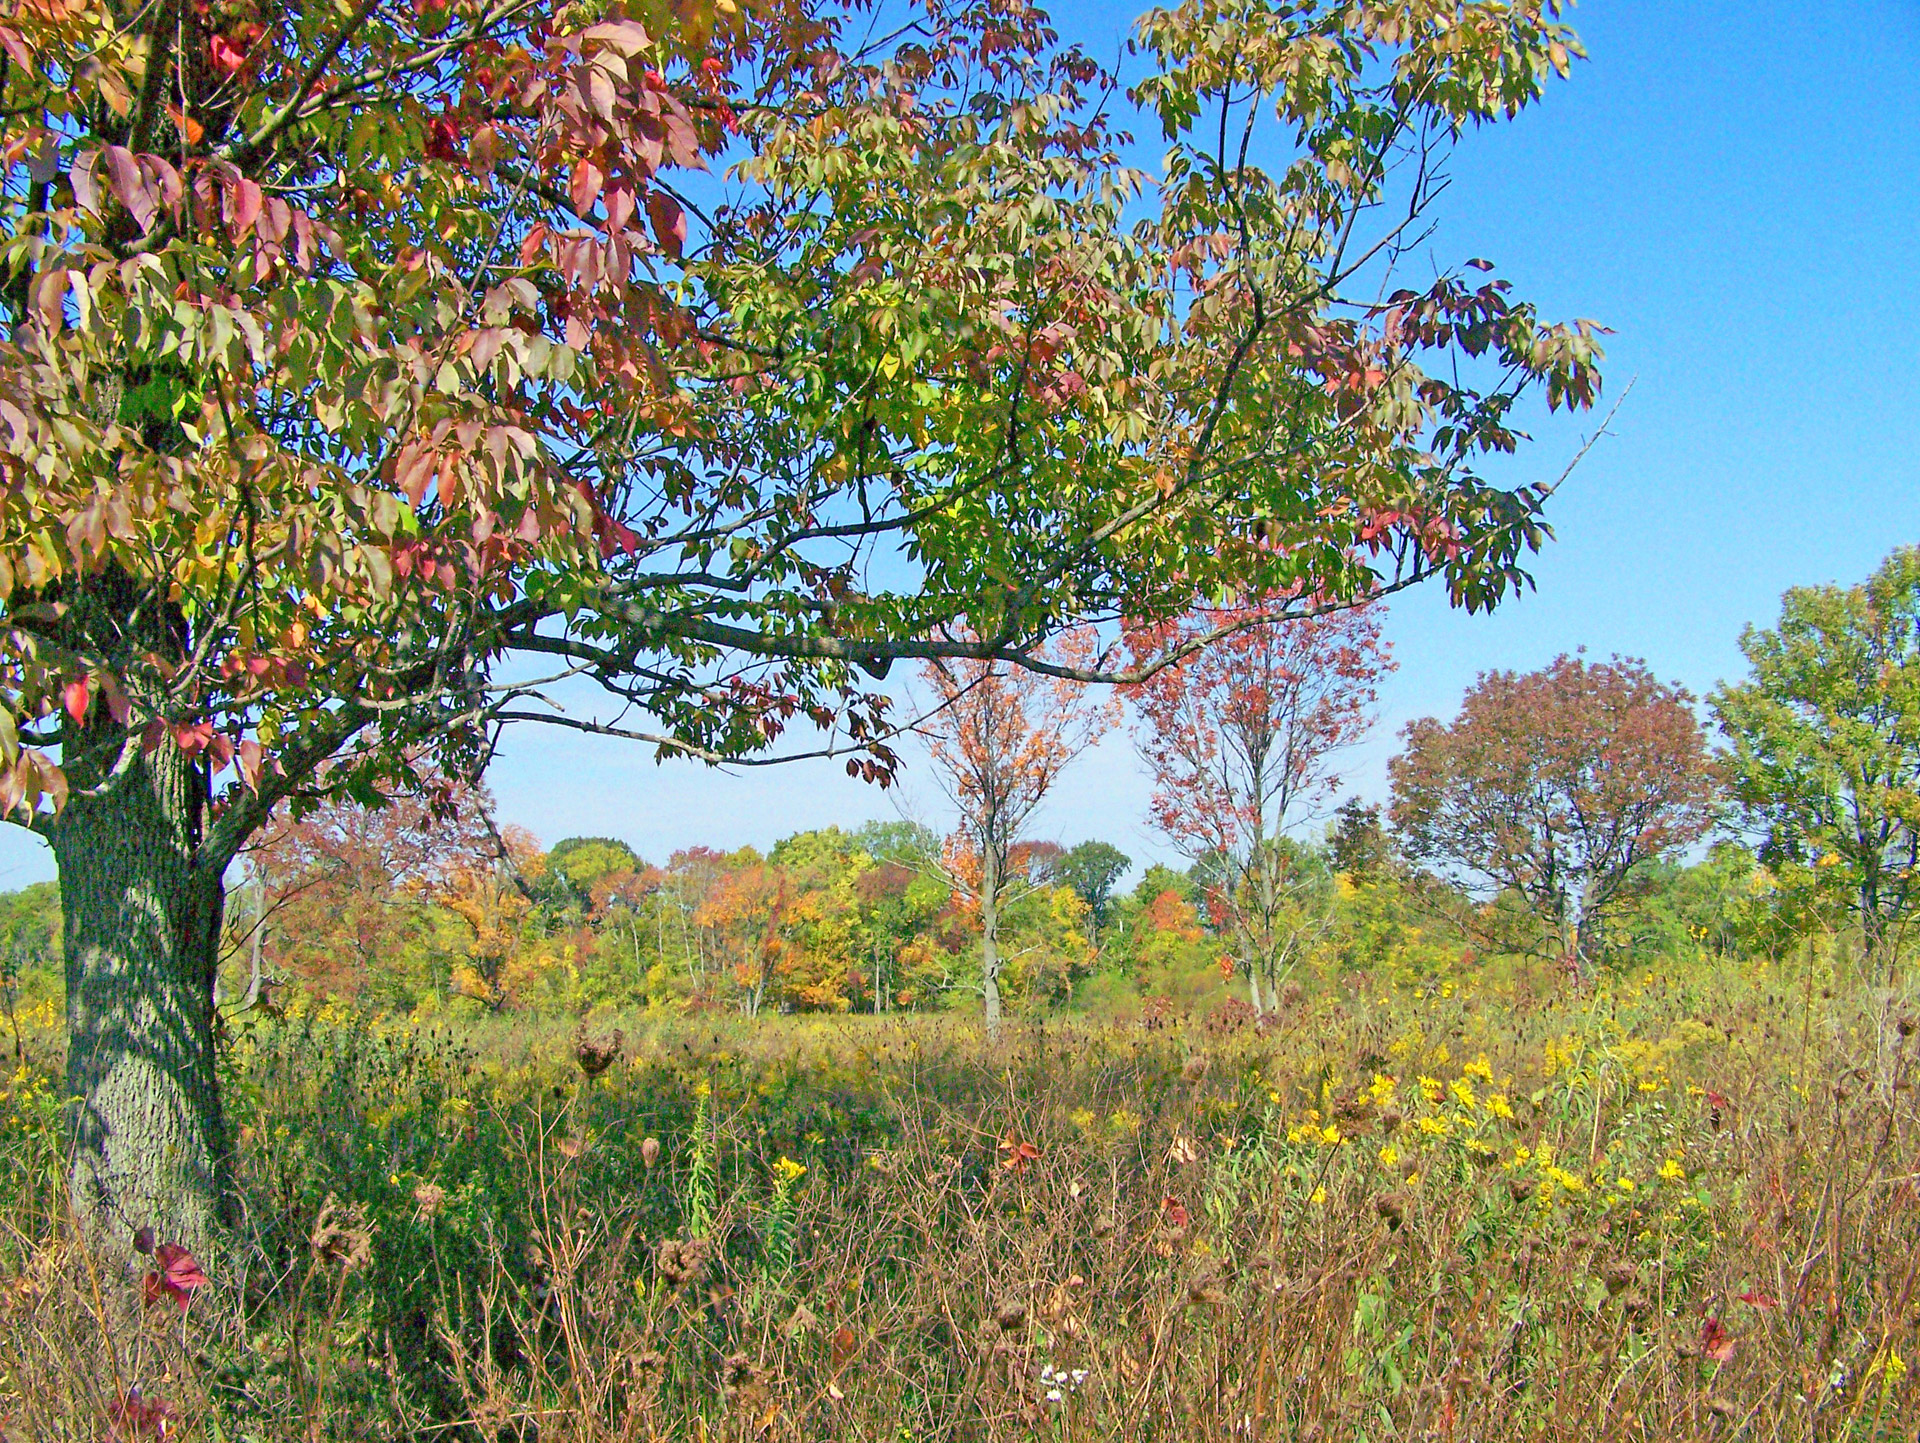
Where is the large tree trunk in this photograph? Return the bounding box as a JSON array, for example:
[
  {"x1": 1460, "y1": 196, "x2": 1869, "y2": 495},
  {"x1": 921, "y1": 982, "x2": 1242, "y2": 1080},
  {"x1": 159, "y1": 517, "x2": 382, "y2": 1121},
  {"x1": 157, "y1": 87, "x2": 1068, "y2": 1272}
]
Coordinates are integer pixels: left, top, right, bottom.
[{"x1": 47, "y1": 741, "x2": 230, "y2": 1263}]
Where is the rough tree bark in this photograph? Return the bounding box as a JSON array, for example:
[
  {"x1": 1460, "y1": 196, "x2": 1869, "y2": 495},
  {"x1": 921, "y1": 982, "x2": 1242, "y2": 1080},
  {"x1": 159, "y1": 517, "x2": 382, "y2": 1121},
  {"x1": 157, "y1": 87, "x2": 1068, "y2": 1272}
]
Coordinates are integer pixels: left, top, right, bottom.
[
  {"x1": 36, "y1": 563, "x2": 236, "y2": 1263},
  {"x1": 47, "y1": 739, "x2": 230, "y2": 1262}
]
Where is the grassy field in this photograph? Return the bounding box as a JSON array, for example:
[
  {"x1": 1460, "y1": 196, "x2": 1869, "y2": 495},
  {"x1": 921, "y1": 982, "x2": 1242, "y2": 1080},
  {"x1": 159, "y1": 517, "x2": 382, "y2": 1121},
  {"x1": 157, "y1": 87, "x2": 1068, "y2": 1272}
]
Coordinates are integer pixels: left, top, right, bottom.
[{"x1": 1, "y1": 959, "x2": 1916, "y2": 1441}]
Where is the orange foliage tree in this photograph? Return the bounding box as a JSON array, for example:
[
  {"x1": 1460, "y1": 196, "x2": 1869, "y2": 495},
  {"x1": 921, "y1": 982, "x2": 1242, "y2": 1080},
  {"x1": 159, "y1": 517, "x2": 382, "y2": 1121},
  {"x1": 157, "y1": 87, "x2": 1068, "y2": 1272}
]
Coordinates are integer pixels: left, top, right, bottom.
[
  {"x1": 693, "y1": 856, "x2": 788, "y2": 1017},
  {"x1": 922, "y1": 636, "x2": 1116, "y2": 1025}
]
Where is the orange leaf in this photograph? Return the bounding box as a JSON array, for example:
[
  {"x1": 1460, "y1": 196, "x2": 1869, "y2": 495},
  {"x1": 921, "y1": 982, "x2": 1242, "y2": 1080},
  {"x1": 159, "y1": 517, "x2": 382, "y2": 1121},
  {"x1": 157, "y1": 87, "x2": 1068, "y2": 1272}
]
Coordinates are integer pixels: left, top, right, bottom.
[{"x1": 166, "y1": 104, "x2": 205, "y2": 145}]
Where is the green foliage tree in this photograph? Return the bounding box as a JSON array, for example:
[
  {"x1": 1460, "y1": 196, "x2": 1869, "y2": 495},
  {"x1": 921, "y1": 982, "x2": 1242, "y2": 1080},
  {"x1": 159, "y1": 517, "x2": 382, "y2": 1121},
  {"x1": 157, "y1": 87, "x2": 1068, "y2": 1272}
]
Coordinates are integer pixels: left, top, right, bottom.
[
  {"x1": 547, "y1": 836, "x2": 643, "y2": 908},
  {"x1": 1328, "y1": 799, "x2": 1389, "y2": 878},
  {"x1": 1711, "y1": 547, "x2": 1920, "y2": 981},
  {"x1": 1057, "y1": 839, "x2": 1132, "y2": 934},
  {"x1": 2, "y1": 0, "x2": 1600, "y2": 1252}
]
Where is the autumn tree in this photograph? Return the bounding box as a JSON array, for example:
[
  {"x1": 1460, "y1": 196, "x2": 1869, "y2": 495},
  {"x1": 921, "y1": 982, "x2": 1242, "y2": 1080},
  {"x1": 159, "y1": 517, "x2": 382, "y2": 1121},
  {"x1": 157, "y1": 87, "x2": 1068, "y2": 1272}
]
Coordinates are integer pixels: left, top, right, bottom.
[
  {"x1": 440, "y1": 824, "x2": 547, "y2": 1010},
  {"x1": 2, "y1": 0, "x2": 1602, "y2": 1251},
  {"x1": 1129, "y1": 601, "x2": 1392, "y2": 1012},
  {"x1": 1390, "y1": 654, "x2": 1716, "y2": 971},
  {"x1": 1712, "y1": 547, "x2": 1920, "y2": 981},
  {"x1": 923, "y1": 638, "x2": 1116, "y2": 1025},
  {"x1": 246, "y1": 777, "x2": 493, "y2": 1006},
  {"x1": 693, "y1": 852, "x2": 787, "y2": 1016}
]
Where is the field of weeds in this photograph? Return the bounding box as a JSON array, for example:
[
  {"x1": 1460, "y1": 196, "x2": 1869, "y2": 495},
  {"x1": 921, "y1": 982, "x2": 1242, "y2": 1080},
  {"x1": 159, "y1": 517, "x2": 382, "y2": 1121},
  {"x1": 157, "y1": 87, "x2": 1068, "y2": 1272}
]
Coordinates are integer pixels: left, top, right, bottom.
[{"x1": 1, "y1": 964, "x2": 1916, "y2": 1441}]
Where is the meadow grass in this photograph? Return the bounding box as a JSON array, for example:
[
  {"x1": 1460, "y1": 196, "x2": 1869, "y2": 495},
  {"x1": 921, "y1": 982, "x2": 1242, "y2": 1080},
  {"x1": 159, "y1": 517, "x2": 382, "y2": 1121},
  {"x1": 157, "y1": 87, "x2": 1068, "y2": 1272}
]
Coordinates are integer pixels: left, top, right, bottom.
[{"x1": 0, "y1": 958, "x2": 1915, "y2": 1440}]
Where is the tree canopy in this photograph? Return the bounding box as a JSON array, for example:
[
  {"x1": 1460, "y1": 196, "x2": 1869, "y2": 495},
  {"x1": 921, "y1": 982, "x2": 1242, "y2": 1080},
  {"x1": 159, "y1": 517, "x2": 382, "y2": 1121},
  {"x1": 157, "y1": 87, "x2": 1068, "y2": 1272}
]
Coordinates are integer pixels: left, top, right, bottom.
[
  {"x1": 1712, "y1": 546, "x2": 1920, "y2": 979},
  {"x1": 1389, "y1": 653, "x2": 1715, "y2": 970},
  {"x1": 1, "y1": 0, "x2": 1602, "y2": 1254}
]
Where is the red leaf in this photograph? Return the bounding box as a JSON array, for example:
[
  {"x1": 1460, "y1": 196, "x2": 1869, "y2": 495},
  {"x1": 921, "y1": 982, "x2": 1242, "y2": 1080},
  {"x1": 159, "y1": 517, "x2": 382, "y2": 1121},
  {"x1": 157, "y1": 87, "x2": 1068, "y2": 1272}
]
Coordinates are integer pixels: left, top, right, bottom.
[
  {"x1": 1163, "y1": 1196, "x2": 1190, "y2": 1229},
  {"x1": 103, "y1": 145, "x2": 157, "y2": 233},
  {"x1": 424, "y1": 116, "x2": 462, "y2": 163},
  {"x1": 1737, "y1": 1289, "x2": 1776, "y2": 1310},
  {"x1": 0, "y1": 25, "x2": 32, "y2": 70},
  {"x1": 142, "y1": 1242, "x2": 207, "y2": 1313},
  {"x1": 209, "y1": 32, "x2": 253, "y2": 76},
  {"x1": 166, "y1": 103, "x2": 205, "y2": 145},
  {"x1": 569, "y1": 158, "x2": 606, "y2": 215},
  {"x1": 997, "y1": 1134, "x2": 1040, "y2": 1172},
  {"x1": 226, "y1": 177, "x2": 262, "y2": 241},
  {"x1": 96, "y1": 672, "x2": 133, "y2": 728},
  {"x1": 62, "y1": 676, "x2": 91, "y2": 726},
  {"x1": 646, "y1": 190, "x2": 686, "y2": 257},
  {"x1": 69, "y1": 151, "x2": 101, "y2": 214},
  {"x1": 107, "y1": 1388, "x2": 177, "y2": 1439},
  {"x1": 171, "y1": 720, "x2": 214, "y2": 754},
  {"x1": 1700, "y1": 1316, "x2": 1737, "y2": 1364}
]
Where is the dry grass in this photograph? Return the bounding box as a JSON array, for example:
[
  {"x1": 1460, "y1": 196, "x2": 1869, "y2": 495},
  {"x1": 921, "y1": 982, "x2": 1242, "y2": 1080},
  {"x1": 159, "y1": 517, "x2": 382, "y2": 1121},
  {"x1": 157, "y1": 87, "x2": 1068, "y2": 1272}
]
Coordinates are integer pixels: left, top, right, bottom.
[{"x1": 0, "y1": 961, "x2": 1916, "y2": 1440}]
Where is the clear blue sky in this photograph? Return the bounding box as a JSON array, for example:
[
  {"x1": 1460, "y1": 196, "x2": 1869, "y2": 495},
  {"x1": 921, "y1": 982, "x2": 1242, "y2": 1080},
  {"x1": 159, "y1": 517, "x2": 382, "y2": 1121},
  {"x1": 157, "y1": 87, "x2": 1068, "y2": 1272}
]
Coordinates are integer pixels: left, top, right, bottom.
[{"x1": 4, "y1": 2, "x2": 1918, "y2": 888}]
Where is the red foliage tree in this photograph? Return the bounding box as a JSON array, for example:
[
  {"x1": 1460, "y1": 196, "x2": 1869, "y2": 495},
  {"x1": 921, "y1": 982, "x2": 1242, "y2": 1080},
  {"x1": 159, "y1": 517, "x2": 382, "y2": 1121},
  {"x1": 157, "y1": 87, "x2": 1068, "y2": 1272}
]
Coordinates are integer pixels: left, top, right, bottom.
[
  {"x1": 1388, "y1": 653, "x2": 1717, "y2": 971},
  {"x1": 922, "y1": 635, "x2": 1117, "y2": 1026},
  {"x1": 1127, "y1": 601, "x2": 1392, "y2": 1012},
  {"x1": 245, "y1": 780, "x2": 493, "y2": 1005}
]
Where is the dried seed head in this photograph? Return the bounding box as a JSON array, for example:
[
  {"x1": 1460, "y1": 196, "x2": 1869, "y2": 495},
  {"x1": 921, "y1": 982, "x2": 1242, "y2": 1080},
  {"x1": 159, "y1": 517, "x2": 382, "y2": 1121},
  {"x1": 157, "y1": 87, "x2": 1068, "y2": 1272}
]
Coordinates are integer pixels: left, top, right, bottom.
[
  {"x1": 1186, "y1": 1259, "x2": 1229, "y2": 1306},
  {"x1": 1376, "y1": 1108, "x2": 1403, "y2": 1134},
  {"x1": 1374, "y1": 1192, "x2": 1406, "y2": 1229},
  {"x1": 992, "y1": 1294, "x2": 1028, "y2": 1332},
  {"x1": 311, "y1": 1196, "x2": 374, "y2": 1273},
  {"x1": 655, "y1": 1236, "x2": 711, "y2": 1289},
  {"x1": 1181, "y1": 1054, "x2": 1210, "y2": 1082},
  {"x1": 1604, "y1": 1261, "x2": 1636, "y2": 1296},
  {"x1": 575, "y1": 1027, "x2": 624, "y2": 1078},
  {"x1": 641, "y1": 1136, "x2": 662, "y2": 1169},
  {"x1": 721, "y1": 1352, "x2": 770, "y2": 1412},
  {"x1": 132, "y1": 1226, "x2": 156, "y2": 1257},
  {"x1": 412, "y1": 1182, "x2": 447, "y2": 1220}
]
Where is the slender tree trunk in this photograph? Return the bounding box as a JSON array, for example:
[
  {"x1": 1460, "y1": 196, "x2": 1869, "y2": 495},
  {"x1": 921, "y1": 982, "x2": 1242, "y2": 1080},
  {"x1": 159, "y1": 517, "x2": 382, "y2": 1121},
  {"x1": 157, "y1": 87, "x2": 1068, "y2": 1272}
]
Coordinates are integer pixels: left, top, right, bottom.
[
  {"x1": 1860, "y1": 887, "x2": 1895, "y2": 986},
  {"x1": 981, "y1": 849, "x2": 1002, "y2": 1031},
  {"x1": 47, "y1": 742, "x2": 231, "y2": 1262}
]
